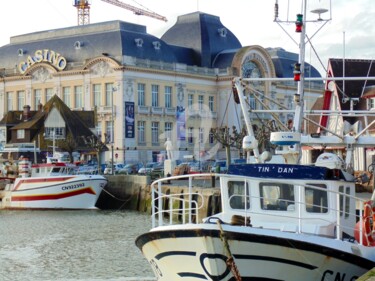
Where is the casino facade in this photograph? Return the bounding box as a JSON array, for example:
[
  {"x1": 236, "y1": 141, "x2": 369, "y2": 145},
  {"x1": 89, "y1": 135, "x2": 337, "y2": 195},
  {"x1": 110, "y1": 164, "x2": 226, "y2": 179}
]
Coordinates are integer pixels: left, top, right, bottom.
[{"x1": 0, "y1": 12, "x2": 323, "y2": 164}]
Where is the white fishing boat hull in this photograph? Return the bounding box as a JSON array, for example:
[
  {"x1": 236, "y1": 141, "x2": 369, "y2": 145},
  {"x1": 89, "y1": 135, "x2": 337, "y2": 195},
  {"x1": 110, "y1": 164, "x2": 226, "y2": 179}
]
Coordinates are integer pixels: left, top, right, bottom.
[
  {"x1": 137, "y1": 224, "x2": 374, "y2": 281},
  {"x1": 1, "y1": 175, "x2": 106, "y2": 209}
]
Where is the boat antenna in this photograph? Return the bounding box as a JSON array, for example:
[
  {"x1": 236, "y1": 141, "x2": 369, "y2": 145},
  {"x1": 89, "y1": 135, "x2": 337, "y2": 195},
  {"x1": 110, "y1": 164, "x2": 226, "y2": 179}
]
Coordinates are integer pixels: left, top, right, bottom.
[
  {"x1": 274, "y1": 0, "x2": 279, "y2": 21},
  {"x1": 343, "y1": 31, "x2": 346, "y2": 100}
]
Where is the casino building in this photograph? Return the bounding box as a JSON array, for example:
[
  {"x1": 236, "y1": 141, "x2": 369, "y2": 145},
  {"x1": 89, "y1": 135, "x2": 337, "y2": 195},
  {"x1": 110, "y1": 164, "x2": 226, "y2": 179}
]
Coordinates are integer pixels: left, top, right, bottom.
[{"x1": 0, "y1": 12, "x2": 323, "y2": 164}]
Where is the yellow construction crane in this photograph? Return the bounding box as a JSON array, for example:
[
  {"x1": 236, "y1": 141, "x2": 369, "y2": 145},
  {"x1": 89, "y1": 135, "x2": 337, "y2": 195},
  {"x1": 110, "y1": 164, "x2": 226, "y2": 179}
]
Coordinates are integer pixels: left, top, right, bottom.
[{"x1": 73, "y1": 0, "x2": 167, "y2": 26}]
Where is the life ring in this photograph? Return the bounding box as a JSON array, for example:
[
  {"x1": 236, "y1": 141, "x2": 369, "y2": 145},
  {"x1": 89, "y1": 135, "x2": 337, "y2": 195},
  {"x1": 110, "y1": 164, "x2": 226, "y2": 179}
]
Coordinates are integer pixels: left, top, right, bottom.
[{"x1": 354, "y1": 200, "x2": 375, "y2": 246}]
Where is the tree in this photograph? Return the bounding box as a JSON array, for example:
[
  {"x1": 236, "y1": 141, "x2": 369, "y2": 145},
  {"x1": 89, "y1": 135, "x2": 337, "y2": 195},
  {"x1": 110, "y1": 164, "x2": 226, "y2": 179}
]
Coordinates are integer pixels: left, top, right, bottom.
[
  {"x1": 56, "y1": 132, "x2": 78, "y2": 163},
  {"x1": 81, "y1": 134, "x2": 108, "y2": 174},
  {"x1": 210, "y1": 126, "x2": 247, "y2": 167},
  {"x1": 254, "y1": 120, "x2": 279, "y2": 153}
]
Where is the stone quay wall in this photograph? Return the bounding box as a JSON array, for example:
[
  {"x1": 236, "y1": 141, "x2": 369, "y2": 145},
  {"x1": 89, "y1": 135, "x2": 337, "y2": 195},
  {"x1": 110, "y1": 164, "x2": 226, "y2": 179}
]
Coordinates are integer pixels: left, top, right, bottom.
[{"x1": 96, "y1": 175, "x2": 222, "y2": 219}]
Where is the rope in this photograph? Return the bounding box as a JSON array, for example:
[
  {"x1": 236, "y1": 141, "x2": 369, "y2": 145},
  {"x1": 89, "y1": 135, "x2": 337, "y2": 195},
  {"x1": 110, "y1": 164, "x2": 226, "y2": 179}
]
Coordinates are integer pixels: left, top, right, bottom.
[
  {"x1": 217, "y1": 220, "x2": 242, "y2": 281},
  {"x1": 99, "y1": 185, "x2": 136, "y2": 210}
]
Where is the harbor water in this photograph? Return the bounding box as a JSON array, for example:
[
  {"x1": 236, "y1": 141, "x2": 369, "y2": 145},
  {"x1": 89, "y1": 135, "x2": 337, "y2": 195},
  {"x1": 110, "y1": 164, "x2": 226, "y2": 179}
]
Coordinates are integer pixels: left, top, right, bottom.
[{"x1": 0, "y1": 210, "x2": 156, "y2": 281}]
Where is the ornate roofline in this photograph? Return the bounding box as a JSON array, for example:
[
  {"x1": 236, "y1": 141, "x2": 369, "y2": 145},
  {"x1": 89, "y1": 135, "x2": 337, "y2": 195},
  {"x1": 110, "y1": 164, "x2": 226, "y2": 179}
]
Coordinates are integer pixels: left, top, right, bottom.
[
  {"x1": 23, "y1": 63, "x2": 58, "y2": 76},
  {"x1": 83, "y1": 56, "x2": 121, "y2": 70}
]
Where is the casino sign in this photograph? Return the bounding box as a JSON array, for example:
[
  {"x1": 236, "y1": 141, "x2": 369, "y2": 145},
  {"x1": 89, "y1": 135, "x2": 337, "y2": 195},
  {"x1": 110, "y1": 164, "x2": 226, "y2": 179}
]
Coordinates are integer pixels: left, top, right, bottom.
[{"x1": 18, "y1": 49, "x2": 67, "y2": 74}]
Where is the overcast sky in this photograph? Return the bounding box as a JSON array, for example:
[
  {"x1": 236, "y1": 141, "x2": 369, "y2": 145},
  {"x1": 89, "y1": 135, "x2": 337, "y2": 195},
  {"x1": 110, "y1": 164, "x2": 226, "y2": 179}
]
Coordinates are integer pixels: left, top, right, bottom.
[{"x1": 1, "y1": 0, "x2": 374, "y2": 76}]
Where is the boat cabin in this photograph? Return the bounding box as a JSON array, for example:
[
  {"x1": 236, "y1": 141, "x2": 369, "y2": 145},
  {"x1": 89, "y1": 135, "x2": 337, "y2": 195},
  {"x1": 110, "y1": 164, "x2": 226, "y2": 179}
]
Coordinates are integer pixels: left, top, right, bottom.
[
  {"x1": 215, "y1": 163, "x2": 356, "y2": 238},
  {"x1": 29, "y1": 162, "x2": 77, "y2": 177}
]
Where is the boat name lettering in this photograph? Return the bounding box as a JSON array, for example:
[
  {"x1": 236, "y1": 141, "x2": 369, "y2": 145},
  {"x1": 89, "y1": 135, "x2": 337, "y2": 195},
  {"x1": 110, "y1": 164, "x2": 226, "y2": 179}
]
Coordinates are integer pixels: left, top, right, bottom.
[
  {"x1": 258, "y1": 166, "x2": 270, "y2": 172},
  {"x1": 18, "y1": 49, "x2": 67, "y2": 74},
  {"x1": 62, "y1": 183, "x2": 84, "y2": 191},
  {"x1": 321, "y1": 270, "x2": 358, "y2": 281},
  {"x1": 257, "y1": 167, "x2": 295, "y2": 174},
  {"x1": 277, "y1": 167, "x2": 294, "y2": 173}
]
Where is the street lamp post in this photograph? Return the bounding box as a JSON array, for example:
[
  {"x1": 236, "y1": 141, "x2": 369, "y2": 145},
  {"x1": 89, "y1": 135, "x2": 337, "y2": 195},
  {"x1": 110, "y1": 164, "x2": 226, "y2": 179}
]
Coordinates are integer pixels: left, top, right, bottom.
[
  {"x1": 111, "y1": 87, "x2": 116, "y2": 175},
  {"x1": 198, "y1": 138, "x2": 201, "y2": 172}
]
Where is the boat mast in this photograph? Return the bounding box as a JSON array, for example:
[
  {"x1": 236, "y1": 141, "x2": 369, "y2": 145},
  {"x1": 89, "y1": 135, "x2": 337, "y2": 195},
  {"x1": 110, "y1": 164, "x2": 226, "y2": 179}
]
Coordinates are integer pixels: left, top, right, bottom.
[
  {"x1": 293, "y1": 0, "x2": 307, "y2": 135},
  {"x1": 269, "y1": 0, "x2": 332, "y2": 164},
  {"x1": 232, "y1": 0, "x2": 333, "y2": 164},
  {"x1": 292, "y1": 0, "x2": 308, "y2": 163}
]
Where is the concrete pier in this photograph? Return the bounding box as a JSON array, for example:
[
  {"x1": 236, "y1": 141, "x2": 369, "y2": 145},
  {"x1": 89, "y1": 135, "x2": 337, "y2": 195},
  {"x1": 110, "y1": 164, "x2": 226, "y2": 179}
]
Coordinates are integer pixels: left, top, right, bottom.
[{"x1": 357, "y1": 268, "x2": 375, "y2": 281}]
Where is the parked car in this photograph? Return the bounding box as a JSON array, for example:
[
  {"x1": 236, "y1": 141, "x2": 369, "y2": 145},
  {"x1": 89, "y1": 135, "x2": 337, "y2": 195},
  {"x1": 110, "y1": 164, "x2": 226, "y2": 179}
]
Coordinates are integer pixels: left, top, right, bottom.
[
  {"x1": 150, "y1": 162, "x2": 164, "y2": 179},
  {"x1": 103, "y1": 163, "x2": 125, "y2": 175},
  {"x1": 173, "y1": 162, "x2": 191, "y2": 176},
  {"x1": 118, "y1": 163, "x2": 144, "y2": 175},
  {"x1": 210, "y1": 160, "x2": 228, "y2": 173},
  {"x1": 138, "y1": 162, "x2": 158, "y2": 175},
  {"x1": 187, "y1": 162, "x2": 202, "y2": 174},
  {"x1": 76, "y1": 165, "x2": 99, "y2": 175},
  {"x1": 232, "y1": 158, "x2": 246, "y2": 164}
]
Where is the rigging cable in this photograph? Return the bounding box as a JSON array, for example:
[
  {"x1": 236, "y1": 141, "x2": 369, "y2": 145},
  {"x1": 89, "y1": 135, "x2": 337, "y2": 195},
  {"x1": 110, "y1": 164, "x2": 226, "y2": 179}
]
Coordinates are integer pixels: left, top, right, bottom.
[
  {"x1": 306, "y1": 35, "x2": 327, "y2": 75},
  {"x1": 360, "y1": 60, "x2": 374, "y2": 97},
  {"x1": 219, "y1": 89, "x2": 233, "y2": 128}
]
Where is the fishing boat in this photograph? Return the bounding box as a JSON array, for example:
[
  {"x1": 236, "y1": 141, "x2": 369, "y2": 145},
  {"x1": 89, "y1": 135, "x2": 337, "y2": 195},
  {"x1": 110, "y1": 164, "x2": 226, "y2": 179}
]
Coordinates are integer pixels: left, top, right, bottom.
[
  {"x1": 0, "y1": 158, "x2": 107, "y2": 209},
  {"x1": 136, "y1": 87, "x2": 375, "y2": 280},
  {"x1": 135, "y1": 1, "x2": 375, "y2": 280}
]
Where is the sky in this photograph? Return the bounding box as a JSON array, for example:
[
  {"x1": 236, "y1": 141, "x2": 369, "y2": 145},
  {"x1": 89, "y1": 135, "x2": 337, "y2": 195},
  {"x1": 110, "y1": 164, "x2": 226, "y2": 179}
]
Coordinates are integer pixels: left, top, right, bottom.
[{"x1": 1, "y1": 0, "x2": 375, "y2": 76}]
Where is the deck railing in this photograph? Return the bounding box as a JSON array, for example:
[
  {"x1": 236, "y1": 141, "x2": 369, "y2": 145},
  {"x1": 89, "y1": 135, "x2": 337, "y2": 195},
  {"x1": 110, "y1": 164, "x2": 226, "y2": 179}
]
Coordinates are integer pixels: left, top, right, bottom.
[{"x1": 150, "y1": 173, "x2": 369, "y2": 245}]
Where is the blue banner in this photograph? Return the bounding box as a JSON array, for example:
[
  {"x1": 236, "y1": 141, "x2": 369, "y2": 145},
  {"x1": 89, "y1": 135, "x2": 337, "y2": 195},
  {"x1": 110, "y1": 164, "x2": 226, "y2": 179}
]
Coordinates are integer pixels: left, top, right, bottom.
[
  {"x1": 176, "y1": 105, "x2": 185, "y2": 141},
  {"x1": 125, "y1": 102, "x2": 134, "y2": 138}
]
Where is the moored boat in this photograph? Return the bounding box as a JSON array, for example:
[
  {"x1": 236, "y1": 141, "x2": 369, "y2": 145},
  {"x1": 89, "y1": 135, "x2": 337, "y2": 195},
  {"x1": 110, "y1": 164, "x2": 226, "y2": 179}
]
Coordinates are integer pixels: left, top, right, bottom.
[
  {"x1": 0, "y1": 160, "x2": 107, "y2": 209},
  {"x1": 136, "y1": 166, "x2": 375, "y2": 280}
]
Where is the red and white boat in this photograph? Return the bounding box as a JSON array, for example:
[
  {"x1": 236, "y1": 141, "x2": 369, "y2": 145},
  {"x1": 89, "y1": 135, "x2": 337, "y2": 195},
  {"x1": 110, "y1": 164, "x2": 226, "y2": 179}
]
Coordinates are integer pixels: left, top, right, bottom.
[{"x1": 0, "y1": 160, "x2": 107, "y2": 209}]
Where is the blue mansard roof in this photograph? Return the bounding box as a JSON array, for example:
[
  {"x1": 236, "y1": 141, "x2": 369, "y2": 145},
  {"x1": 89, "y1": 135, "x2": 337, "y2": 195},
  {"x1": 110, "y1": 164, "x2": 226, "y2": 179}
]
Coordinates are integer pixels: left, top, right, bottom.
[
  {"x1": 0, "y1": 13, "x2": 242, "y2": 70},
  {"x1": 161, "y1": 12, "x2": 242, "y2": 68},
  {"x1": 0, "y1": 21, "x2": 180, "y2": 70},
  {"x1": 0, "y1": 14, "x2": 322, "y2": 79},
  {"x1": 267, "y1": 47, "x2": 322, "y2": 78}
]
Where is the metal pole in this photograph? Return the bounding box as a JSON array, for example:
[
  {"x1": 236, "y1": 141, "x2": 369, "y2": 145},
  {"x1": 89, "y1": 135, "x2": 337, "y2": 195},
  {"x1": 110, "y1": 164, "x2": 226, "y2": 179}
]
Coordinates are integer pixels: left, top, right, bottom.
[
  {"x1": 53, "y1": 128, "x2": 55, "y2": 158},
  {"x1": 111, "y1": 87, "x2": 115, "y2": 175},
  {"x1": 34, "y1": 140, "x2": 37, "y2": 164},
  {"x1": 294, "y1": 0, "x2": 307, "y2": 134}
]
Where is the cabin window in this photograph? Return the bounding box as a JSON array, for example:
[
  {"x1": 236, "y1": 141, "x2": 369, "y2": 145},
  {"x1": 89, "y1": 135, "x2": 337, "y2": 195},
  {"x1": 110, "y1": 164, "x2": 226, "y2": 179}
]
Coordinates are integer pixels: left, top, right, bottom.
[
  {"x1": 51, "y1": 167, "x2": 61, "y2": 173},
  {"x1": 339, "y1": 186, "x2": 344, "y2": 216},
  {"x1": 260, "y1": 183, "x2": 295, "y2": 211},
  {"x1": 305, "y1": 184, "x2": 328, "y2": 213},
  {"x1": 228, "y1": 181, "x2": 250, "y2": 210},
  {"x1": 339, "y1": 186, "x2": 351, "y2": 218},
  {"x1": 345, "y1": 187, "x2": 350, "y2": 218}
]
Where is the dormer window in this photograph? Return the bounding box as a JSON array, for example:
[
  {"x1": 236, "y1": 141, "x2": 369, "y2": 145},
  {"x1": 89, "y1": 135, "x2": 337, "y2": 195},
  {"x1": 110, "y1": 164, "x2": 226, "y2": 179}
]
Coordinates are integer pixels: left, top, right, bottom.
[
  {"x1": 135, "y1": 38, "x2": 144, "y2": 47},
  {"x1": 74, "y1": 41, "x2": 83, "y2": 49},
  {"x1": 18, "y1": 49, "x2": 25, "y2": 56},
  {"x1": 17, "y1": 129, "x2": 25, "y2": 139},
  {"x1": 152, "y1": 41, "x2": 161, "y2": 50},
  {"x1": 218, "y1": 28, "x2": 227, "y2": 37}
]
